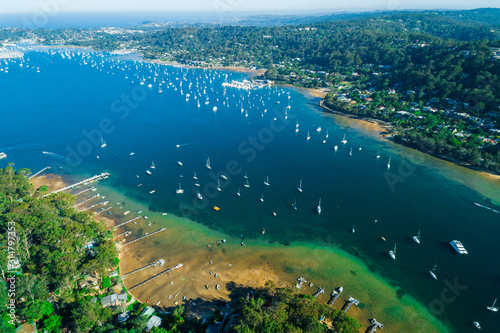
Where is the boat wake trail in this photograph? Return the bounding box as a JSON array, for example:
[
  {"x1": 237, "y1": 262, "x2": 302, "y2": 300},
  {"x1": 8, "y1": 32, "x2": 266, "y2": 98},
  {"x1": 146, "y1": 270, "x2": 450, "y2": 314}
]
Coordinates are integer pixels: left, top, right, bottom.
[
  {"x1": 474, "y1": 202, "x2": 500, "y2": 214},
  {"x1": 175, "y1": 143, "x2": 197, "y2": 148},
  {"x1": 42, "y1": 151, "x2": 73, "y2": 163}
]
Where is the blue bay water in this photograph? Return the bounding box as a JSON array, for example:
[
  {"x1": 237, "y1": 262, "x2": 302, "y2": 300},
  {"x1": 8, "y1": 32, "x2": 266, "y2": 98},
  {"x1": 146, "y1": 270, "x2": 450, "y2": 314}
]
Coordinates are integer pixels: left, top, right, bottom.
[{"x1": 1, "y1": 47, "x2": 499, "y2": 332}]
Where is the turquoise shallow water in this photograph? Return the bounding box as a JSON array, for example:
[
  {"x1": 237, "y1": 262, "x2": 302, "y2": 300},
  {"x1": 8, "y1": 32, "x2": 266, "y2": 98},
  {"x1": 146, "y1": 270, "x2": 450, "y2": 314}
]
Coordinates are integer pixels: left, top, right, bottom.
[{"x1": 1, "y1": 47, "x2": 499, "y2": 332}]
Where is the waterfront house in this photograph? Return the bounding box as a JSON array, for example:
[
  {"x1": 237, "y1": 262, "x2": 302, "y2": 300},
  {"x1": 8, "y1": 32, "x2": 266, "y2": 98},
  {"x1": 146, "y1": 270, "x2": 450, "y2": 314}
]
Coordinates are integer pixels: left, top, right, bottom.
[
  {"x1": 101, "y1": 293, "x2": 127, "y2": 307},
  {"x1": 117, "y1": 311, "x2": 131, "y2": 325},
  {"x1": 145, "y1": 315, "x2": 162, "y2": 332},
  {"x1": 140, "y1": 306, "x2": 155, "y2": 317}
]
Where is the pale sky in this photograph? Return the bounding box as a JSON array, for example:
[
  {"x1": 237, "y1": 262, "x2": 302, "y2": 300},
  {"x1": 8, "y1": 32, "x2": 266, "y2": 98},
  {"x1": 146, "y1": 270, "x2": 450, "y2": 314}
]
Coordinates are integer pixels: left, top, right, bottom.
[{"x1": 1, "y1": 0, "x2": 497, "y2": 13}]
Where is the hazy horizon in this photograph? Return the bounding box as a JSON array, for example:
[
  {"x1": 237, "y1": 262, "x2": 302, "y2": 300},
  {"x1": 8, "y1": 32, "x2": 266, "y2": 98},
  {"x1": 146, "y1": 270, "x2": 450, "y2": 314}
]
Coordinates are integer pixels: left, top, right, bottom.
[{"x1": 0, "y1": 0, "x2": 497, "y2": 14}]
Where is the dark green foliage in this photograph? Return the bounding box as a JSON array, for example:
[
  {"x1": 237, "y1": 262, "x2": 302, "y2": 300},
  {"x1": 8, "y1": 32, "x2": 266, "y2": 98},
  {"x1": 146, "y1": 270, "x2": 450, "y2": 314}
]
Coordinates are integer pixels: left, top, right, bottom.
[
  {"x1": 234, "y1": 286, "x2": 361, "y2": 333},
  {"x1": 0, "y1": 167, "x2": 119, "y2": 331}
]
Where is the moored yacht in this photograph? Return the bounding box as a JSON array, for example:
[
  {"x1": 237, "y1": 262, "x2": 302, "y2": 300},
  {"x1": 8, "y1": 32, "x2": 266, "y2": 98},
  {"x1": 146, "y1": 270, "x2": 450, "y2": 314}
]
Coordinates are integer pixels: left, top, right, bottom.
[
  {"x1": 450, "y1": 240, "x2": 468, "y2": 254},
  {"x1": 341, "y1": 134, "x2": 347, "y2": 144},
  {"x1": 264, "y1": 176, "x2": 270, "y2": 186},
  {"x1": 389, "y1": 243, "x2": 397, "y2": 260},
  {"x1": 297, "y1": 179, "x2": 303, "y2": 193},
  {"x1": 430, "y1": 263, "x2": 438, "y2": 280},
  {"x1": 176, "y1": 183, "x2": 184, "y2": 194},
  {"x1": 100, "y1": 138, "x2": 106, "y2": 148},
  {"x1": 317, "y1": 198, "x2": 321, "y2": 214},
  {"x1": 487, "y1": 298, "x2": 498, "y2": 312},
  {"x1": 413, "y1": 229, "x2": 421, "y2": 244},
  {"x1": 206, "y1": 157, "x2": 211, "y2": 170}
]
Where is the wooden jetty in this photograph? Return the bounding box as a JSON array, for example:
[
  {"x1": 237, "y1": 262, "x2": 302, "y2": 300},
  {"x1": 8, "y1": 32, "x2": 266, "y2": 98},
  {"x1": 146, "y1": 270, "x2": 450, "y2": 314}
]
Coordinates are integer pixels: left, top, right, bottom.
[
  {"x1": 74, "y1": 194, "x2": 100, "y2": 207},
  {"x1": 344, "y1": 297, "x2": 360, "y2": 313},
  {"x1": 296, "y1": 277, "x2": 307, "y2": 290},
  {"x1": 313, "y1": 288, "x2": 325, "y2": 298},
  {"x1": 114, "y1": 231, "x2": 132, "y2": 238},
  {"x1": 95, "y1": 206, "x2": 112, "y2": 215},
  {"x1": 78, "y1": 200, "x2": 108, "y2": 212},
  {"x1": 128, "y1": 263, "x2": 183, "y2": 291},
  {"x1": 328, "y1": 287, "x2": 343, "y2": 307},
  {"x1": 113, "y1": 216, "x2": 141, "y2": 229},
  {"x1": 28, "y1": 166, "x2": 51, "y2": 179},
  {"x1": 369, "y1": 319, "x2": 384, "y2": 332},
  {"x1": 121, "y1": 259, "x2": 166, "y2": 278},
  {"x1": 122, "y1": 228, "x2": 166, "y2": 246},
  {"x1": 74, "y1": 186, "x2": 96, "y2": 196},
  {"x1": 42, "y1": 172, "x2": 109, "y2": 197}
]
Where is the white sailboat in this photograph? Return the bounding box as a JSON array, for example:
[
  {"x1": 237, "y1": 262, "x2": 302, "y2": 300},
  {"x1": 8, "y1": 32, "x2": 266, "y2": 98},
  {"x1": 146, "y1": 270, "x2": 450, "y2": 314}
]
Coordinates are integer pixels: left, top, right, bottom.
[
  {"x1": 341, "y1": 134, "x2": 347, "y2": 144},
  {"x1": 334, "y1": 145, "x2": 338, "y2": 151},
  {"x1": 150, "y1": 161, "x2": 155, "y2": 169},
  {"x1": 292, "y1": 199, "x2": 297, "y2": 210},
  {"x1": 217, "y1": 180, "x2": 221, "y2": 192},
  {"x1": 206, "y1": 157, "x2": 211, "y2": 170},
  {"x1": 177, "y1": 161, "x2": 183, "y2": 166},
  {"x1": 193, "y1": 172, "x2": 198, "y2": 180},
  {"x1": 487, "y1": 298, "x2": 498, "y2": 312},
  {"x1": 297, "y1": 179, "x2": 303, "y2": 193},
  {"x1": 325, "y1": 130, "x2": 329, "y2": 138},
  {"x1": 196, "y1": 192, "x2": 203, "y2": 200},
  {"x1": 237, "y1": 188, "x2": 241, "y2": 196},
  {"x1": 306, "y1": 131, "x2": 310, "y2": 140},
  {"x1": 387, "y1": 156, "x2": 391, "y2": 169},
  {"x1": 317, "y1": 198, "x2": 322, "y2": 214},
  {"x1": 176, "y1": 183, "x2": 184, "y2": 194},
  {"x1": 260, "y1": 194, "x2": 264, "y2": 202},
  {"x1": 352, "y1": 225, "x2": 355, "y2": 233},
  {"x1": 349, "y1": 147, "x2": 352, "y2": 156},
  {"x1": 316, "y1": 127, "x2": 321, "y2": 132},
  {"x1": 146, "y1": 170, "x2": 152, "y2": 175},
  {"x1": 389, "y1": 243, "x2": 397, "y2": 260},
  {"x1": 413, "y1": 229, "x2": 421, "y2": 244},
  {"x1": 100, "y1": 138, "x2": 107, "y2": 148},
  {"x1": 295, "y1": 119, "x2": 299, "y2": 132},
  {"x1": 264, "y1": 176, "x2": 270, "y2": 186},
  {"x1": 430, "y1": 263, "x2": 438, "y2": 280},
  {"x1": 244, "y1": 179, "x2": 250, "y2": 188},
  {"x1": 376, "y1": 151, "x2": 380, "y2": 158},
  {"x1": 244, "y1": 172, "x2": 248, "y2": 179}
]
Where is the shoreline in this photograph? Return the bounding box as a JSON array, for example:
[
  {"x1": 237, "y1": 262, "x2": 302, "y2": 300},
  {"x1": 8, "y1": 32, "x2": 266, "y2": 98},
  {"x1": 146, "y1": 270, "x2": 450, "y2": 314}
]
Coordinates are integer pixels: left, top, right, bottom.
[
  {"x1": 29, "y1": 173, "x2": 451, "y2": 333},
  {"x1": 317, "y1": 99, "x2": 500, "y2": 182}
]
